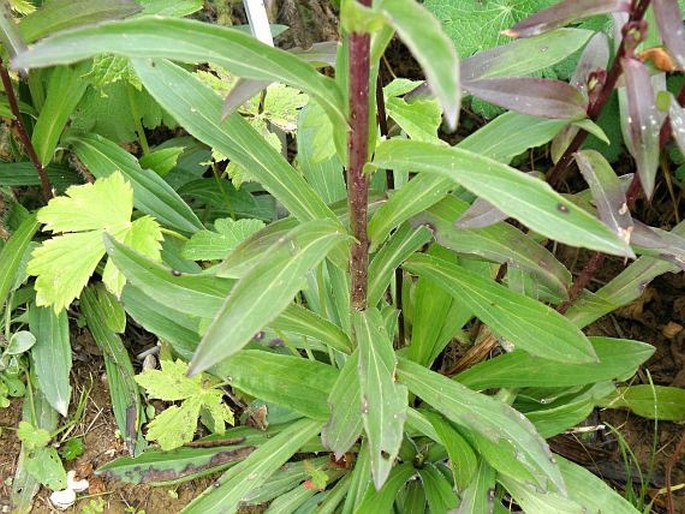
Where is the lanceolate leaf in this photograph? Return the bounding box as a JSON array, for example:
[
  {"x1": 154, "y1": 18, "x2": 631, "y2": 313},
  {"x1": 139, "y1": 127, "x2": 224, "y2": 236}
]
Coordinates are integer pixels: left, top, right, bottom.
[
  {"x1": 19, "y1": 0, "x2": 141, "y2": 43},
  {"x1": 378, "y1": 0, "x2": 460, "y2": 129},
  {"x1": 132, "y1": 58, "x2": 337, "y2": 226},
  {"x1": 405, "y1": 254, "x2": 597, "y2": 363},
  {"x1": 669, "y1": 94, "x2": 685, "y2": 154},
  {"x1": 189, "y1": 220, "x2": 350, "y2": 375},
  {"x1": 454, "y1": 197, "x2": 508, "y2": 228},
  {"x1": 397, "y1": 358, "x2": 564, "y2": 493},
  {"x1": 28, "y1": 306, "x2": 71, "y2": 417},
  {"x1": 373, "y1": 140, "x2": 634, "y2": 257},
  {"x1": 355, "y1": 309, "x2": 407, "y2": 490},
  {"x1": 31, "y1": 64, "x2": 88, "y2": 166},
  {"x1": 456, "y1": 337, "x2": 654, "y2": 389},
  {"x1": 653, "y1": 0, "x2": 685, "y2": 70},
  {"x1": 463, "y1": 77, "x2": 587, "y2": 120},
  {"x1": 621, "y1": 58, "x2": 661, "y2": 199},
  {"x1": 602, "y1": 385, "x2": 685, "y2": 421},
  {"x1": 12, "y1": 16, "x2": 346, "y2": 126},
  {"x1": 571, "y1": 32, "x2": 610, "y2": 95},
  {"x1": 69, "y1": 134, "x2": 203, "y2": 234},
  {"x1": 0, "y1": 214, "x2": 39, "y2": 311},
  {"x1": 270, "y1": 303, "x2": 352, "y2": 354},
  {"x1": 183, "y1": 419, "x2": 322, "y2": 514},
  {"x1": 461, "y1": 28, "x2": 593, "y2": 81},
  {"x1": 574, "y1": 150, "x2": 633, "y2": 244},
  {"x1": 503, "y1": 0, "x2": 631, "y2": 38}
]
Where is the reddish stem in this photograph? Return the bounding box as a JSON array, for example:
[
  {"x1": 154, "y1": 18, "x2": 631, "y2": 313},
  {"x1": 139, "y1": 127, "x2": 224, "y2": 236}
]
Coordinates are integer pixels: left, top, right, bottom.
[
  {"x1": 546, "y1": 0, "x2": 652, "y2": 188},
  {"x1": 0, "y1": 59, "x2": 52, "y2": 202},
  {"x1": 347, "y1": 1, "x2": 372, "y2": 311}
]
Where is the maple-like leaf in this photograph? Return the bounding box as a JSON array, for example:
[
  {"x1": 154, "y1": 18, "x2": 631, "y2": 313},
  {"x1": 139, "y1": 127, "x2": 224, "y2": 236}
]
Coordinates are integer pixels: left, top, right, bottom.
[
  {"x1": 27, "y1": 172, "x2": 162, "y2": 312},
  {"x1": 135, "y1": 359, "x2": 234, "y2": 450},
  {"x1": 182, "y1": 218, "x2": 265, "y2": 261}
]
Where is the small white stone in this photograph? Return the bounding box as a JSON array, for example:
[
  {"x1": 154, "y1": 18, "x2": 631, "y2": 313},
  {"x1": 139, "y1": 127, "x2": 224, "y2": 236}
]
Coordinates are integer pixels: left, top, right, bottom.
[
  {"x1": 50, "y1": 489, "x2": 76, "y2": 510},
  {"x1": 66, "y1": 470, "x2": 89, "y2": 493}
]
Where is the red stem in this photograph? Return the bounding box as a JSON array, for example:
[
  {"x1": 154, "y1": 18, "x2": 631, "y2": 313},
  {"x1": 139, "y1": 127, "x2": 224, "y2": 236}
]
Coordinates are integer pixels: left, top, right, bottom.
[
  {"x1": 546, "y1": 0, "x2": 652, "y2": 188},
  {"x1": 0, "y1": 59, "x2": 52, "y2": 202},
  {"x1": 347, "y1": 0, "x2": 372, "y2": 311}
]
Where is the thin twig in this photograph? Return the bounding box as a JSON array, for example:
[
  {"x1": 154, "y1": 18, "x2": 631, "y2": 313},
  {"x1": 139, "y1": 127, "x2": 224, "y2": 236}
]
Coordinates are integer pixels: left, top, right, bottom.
[
  {"x1": 0, "y1": 58, "x2": 52, "y2": 201},
  {"x1": 665, "y1": 428, "x2": 685, "y2": 514}
]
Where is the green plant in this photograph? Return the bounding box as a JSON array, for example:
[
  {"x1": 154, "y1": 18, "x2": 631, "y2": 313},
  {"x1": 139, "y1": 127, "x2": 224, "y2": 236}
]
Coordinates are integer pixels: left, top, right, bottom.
[{"x1": 0, "y1": 0, "x2": 684, "y2": 512}]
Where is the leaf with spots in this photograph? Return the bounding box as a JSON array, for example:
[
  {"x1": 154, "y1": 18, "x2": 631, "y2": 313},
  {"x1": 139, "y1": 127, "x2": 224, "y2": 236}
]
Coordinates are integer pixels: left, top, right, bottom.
[{"x1": 354, "y1": 309, "x2": 407, "y2": 490}]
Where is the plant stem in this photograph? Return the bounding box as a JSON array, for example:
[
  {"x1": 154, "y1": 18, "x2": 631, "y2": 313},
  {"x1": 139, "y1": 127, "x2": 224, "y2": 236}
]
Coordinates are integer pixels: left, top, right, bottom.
[
  {"x1": 546, "y1": 0, "x2": 652, "y2": 188},
  {"x1": 0, "y1": 58, "x2": 52, "y2": 202},
  {"x1": 347, "y1": 1, "x2": 372, "y2": 311}
]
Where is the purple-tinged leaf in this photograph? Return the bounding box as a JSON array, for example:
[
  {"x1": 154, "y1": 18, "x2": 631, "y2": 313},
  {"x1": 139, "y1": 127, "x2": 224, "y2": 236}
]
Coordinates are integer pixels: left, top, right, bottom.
[
  {"x1": 461, "y1": 28, "x2": 593, "y2": 81},
  {"x1": 503, "y1": 0, "x2": 631, "y2": 38},
  {"x1": 463, "y1": 77, "x2": 587, "y2": 120},
  {"x1": 574, "y1": 150, "x2": 633, "y2": 245},
  {"x1": 571, "y1": 32, "x2": 610, "y2": 97},
  {"x1": 551, "y1": 118, "x2": 609, "y2": 164},
  {"x1": 653, "y1": 0, "x2": 685, "y2": 70},
  {"x1": 670, "y1": 94, "x2": 685, "y2": 154},
  {"x1": 221, "y1": 78, "x2": 271, "y2": 120},
  {"x1": 290, "y1": 41, "x2": 340, "y2": 68},
  {"x1": 621, "y1": 58, "x2": 662, "y2": 199},
  {"x1": 631, "y1": 220, "x2": 685, "y2": 270},
  {"x1": 454, "y1": 197, "x2": 508, "y2": 229}
]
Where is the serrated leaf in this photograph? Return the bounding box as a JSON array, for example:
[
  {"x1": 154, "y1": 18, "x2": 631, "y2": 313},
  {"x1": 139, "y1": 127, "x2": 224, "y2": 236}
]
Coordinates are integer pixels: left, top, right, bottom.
[
  {"x1": 182, "y1": 218, "x2": 265, "y2": 261},
  {"x1": 372, "y1": 139, "x2": 634, "y2": 258},
  {"x1": 17, "y1": 421, "x2": 50, "y2": 450},
  {"x1": 404, "y1": 253, "x2": 597, "y2": 364},
  {"x1": 83, "y1": 54, "x2": 142, "y2": 90},
  {"x1": 145, "y1": 397, "x2": 203, "y2": 451},
  {"x1": 135, "y1": 359, "x2": 213, "y2": 402},
  {"x1": 355, "y1": 309, "x2": 407, "y2": 490}
]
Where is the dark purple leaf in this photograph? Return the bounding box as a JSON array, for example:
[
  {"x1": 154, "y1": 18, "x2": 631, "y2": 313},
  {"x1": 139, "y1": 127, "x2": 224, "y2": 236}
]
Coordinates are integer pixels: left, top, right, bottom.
[
  {"x1": 503, "y1": 0, "x2": 631, "y2": 38},
  {"x1": 621, "y1": 58, "x2": 662, "y2": 199},
  {"x1": 463, "y1": 77, "x2": 587, "y2": 120},
  {"x1": 574, "y1": 150, "x2": 633, "y2": 245},
  {"x1": 571, "y1": 32, "x2": 610, "y2": 96},
  {"x1": 670, "y1": 94, "x2": 685, "y2": 154},
  {"x1": 653, "y1": 0, "x2": 685, "y2": 70}
]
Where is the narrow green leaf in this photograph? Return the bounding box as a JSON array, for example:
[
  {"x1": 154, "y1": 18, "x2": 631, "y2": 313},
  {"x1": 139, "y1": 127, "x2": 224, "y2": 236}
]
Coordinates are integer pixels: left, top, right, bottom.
[
  {"x1": 378, "y1": 0, "x2": 460, "y2": 129},
  {"x1": 499, "y1": 474, "x2": 584, "y2": 514},
  {"x1": 322, "y1": 351, "x2": 363, "y2": 458},
  {"x1": 405, "y1": 254, "x2": 598, "y2": 364},
  {"x1": 182, "y1": 418, "x2": 322, "y2": 514},
  {"x1": 31, "y1": 64, "x2": 88, "y2": 166},
  {"x1": 80, "y1": 285, "x2": 145, "y2": 456},
  {"x1": 69, "y1": 134, "x2": 203, "y2": 234},
  {"x1": 418, "y1": 463, "x2": 459, "y2": 513},
  {"x1": 456, "y1": 337, "x2": 654, "y2": 389},
  {"x1": 13, "y1": 16, "x2": 346, "y2": 126},
  {"x1": 368, "y1": 112, "x2": 568, "y2": 247},
  {"x1": 397, "y1": 358, "x2": 564, "y2": 493},
  {"x1": 558, "y1": 457, "x2": 640, "y2": 513},
  {"x1": 0, "y1": 213, "x2": 38, "y2": 311},
  {"x1": 355, "y1": 463, "x2": 415, "y2": 514},
  {"x1": 270, "y1": 303, "x2": 352, "y2": 354},
  {"x1": 355, "y1": 308, "x2": 408, "y2": 490},
  {"x1": 601, "y1": 385, "x2": 685, "y2": 421},
  {"x1": 19, "y1": 0, "x2": 141, "y2": 43},
  {"x1": 28, "y1": 306, "x2": 71, "y2": 416},
  {"x1": 132, "y1": 58, "x2": 337, "y2": 226},
  {"x1": 373, "y1": 140, "x2": 634, "y2": 257},
  {"x1": 214, "y1": 350, "x2": 337, "y2": 420},
  {"x1": 458, "y1": 459, "x2": 496, "y2": 514},
  {"x1": 367, "y1": 223, "x2": 432, "y2": 306},
  {"x1": 190, "y1": 220, "x2": 349, "y2": 375}
]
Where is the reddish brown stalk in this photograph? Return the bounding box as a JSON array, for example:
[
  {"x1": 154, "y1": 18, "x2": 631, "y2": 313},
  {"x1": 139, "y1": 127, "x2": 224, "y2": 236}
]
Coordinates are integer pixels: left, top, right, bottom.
[
  {"x1": 347, "y1": 0, "x2": 372, "y2": 311},
  {"x1": 665, "y1": 428, "x2": 685, "y2": 514},
  {"x1": 546, "y1": 0, "x2": 652, "y2": 188},
  {"x1": 0, "y1": 59, "x2": 52, "y2": 202}
]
